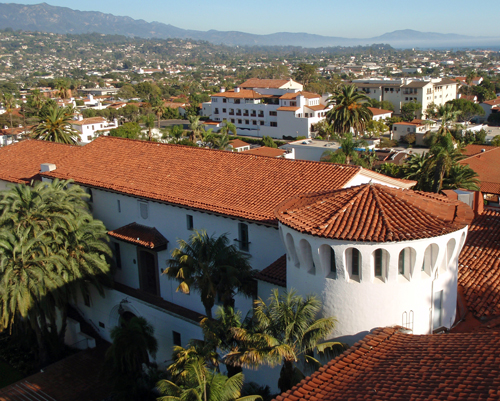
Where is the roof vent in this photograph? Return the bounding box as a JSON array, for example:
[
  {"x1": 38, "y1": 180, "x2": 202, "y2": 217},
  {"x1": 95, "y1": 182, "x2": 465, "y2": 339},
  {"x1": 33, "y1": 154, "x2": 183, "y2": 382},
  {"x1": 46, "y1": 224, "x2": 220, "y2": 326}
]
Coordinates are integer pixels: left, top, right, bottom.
[
  {"x1": 40, "y1": 163, "x2": 56, "y2": 172},
  {"x1": 220, "y1": 87, "x2": 226, "y2": 93},
  {"x1": 234, "y1": 87, "x2": 240, "y2": 93},
  {"x1": 481, "y1": 149, "x2": 486, "y2": 152}
]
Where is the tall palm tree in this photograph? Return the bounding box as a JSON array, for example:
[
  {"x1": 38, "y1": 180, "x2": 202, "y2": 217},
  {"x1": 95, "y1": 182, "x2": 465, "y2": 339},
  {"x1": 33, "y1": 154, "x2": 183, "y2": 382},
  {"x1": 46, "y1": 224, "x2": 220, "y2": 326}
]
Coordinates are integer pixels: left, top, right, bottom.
[
  {"x1": 227, "y1": 289, "x2": 341, "y2": 393},
  {"x1": 165, "y1": 230, "x2": 254, "y2": 319},
  {"x1": 163, "y1": 124, "x2": 185, "y2": 144},
  {"x1": 142, "y1": 113, "x2": 156, "y2": 141},
  {"x1": 152, "y1": 98, "x2": 167, "y2": 129},
  {"x1": 442, "y1": 164, "x2": 479, "y2": 191},
  {"x1": 326, "y1": 84, "x2": 373, "y2": 137},
  {"x1": 213, "y1": 134, "x2": 231, "y2": 150},
  {"x1": 188, "y1": 115, "x2": 203, "y2": 142},
  {"x1": 0, "y1": 180, "x2": 112, "y2": 366},
  {"x1": 401, "y1": 152, "x2": 432, "y2": 191},
  {"x1": 321, "y1": 133, "x2": 367, "y2": 165},
  {"x1": 157, "y1": 358, "x2": 261, "y2": 401},
  {"x1": 32, "y1": 105, "x2": 78, "y2": 144},
  {"x1": 219, "y1": 121, "x2": 237, "y2": 136},
  {"x1": 436, "y1": 103, "x2": 461, "y2": 136},
  {"x1": 1, "y1": 92, "x2": 16, "y2": 136}
]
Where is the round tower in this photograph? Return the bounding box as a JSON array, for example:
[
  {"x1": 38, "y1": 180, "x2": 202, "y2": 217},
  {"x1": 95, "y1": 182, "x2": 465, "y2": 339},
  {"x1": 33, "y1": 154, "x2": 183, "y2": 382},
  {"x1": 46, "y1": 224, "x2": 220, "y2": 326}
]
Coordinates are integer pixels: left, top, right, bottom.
[{"x1": 275, "y1": 184, "x2": 474, "y2": 340}]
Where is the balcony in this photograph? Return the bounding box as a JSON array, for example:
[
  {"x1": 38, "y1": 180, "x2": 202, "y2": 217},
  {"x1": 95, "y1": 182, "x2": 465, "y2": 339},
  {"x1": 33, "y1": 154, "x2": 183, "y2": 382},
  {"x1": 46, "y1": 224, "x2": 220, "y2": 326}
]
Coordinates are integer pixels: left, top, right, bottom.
[
  {"x1": 229, "y1": 111, "x2": 234, "y2": 116},
  {"x1": 236, "y1": 111, "x2": 242, "y2": 116},
  {"x1": 243, "y1": 111, "x2": 249, "y2": 117},
  {"x1": 251, "y1": 111, "x2": 257, "y2": 117}
]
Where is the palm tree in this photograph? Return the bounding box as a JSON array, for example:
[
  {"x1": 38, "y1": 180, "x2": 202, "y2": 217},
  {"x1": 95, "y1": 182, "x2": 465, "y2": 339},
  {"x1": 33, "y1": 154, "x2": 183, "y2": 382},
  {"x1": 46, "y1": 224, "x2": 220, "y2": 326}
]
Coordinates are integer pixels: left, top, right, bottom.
[
  {"x1": 157, "y1": 358, "x2": 261, "y2": 401},
  {"x1": 213, "y1": 134, "x2": 231, "y2": 150},
  {"x1": 326, "y1": 84, "x2": 373, "y2": 137},
  {"x1": 219, "y1": 121, "x2": 237, "y2": 136},
  {"x1": 164, "y1": 230, "x2": 254, "y2": 319},
  {"x1": 436, "y1": 103, "x2": 461, "y2": 136},
  {"x1": 321, "y1": 133, "x2": 367, "y2": 165},
  {"x1": 55, "y1": 82, "x2": 71, "y2": 101},
  {"x1": 0, "y1": 180, "x2": 112, "y2": 366},
  {"x1": 188, "y1": 115, "x2": 203, "y2": 142},
  {"x1": 442, "y1": 164, "x2": 479, "y2": 191},
  {"x1": 1, "y1": 92, "x2": 16, "y2": 136},
  {"x1": 32, "y1": 105, "x2": 78, "y2": 144},
  {"x1": 105, "y1": 316, "x2": 158, "y2": 400},
  {"x1": 163, "y1": 125, "x2": 185, "y2": 144},
  {"x1": 401, "y1": 152, "x2": 432, "y2": 191},
  {"x1": 142, "y1": 113, "x2": 156, "y2": 141},
  {"x1": 152, "y1": 98, "x2": 167, "y2": 129},
  {"x1": 227, "y1": 289, "x2": 341, "y2": 393}
]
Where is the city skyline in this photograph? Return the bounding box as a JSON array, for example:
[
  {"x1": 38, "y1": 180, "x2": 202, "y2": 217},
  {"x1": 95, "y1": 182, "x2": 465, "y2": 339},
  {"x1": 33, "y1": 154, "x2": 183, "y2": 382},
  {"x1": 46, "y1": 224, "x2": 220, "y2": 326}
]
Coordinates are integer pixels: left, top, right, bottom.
[{"x1": 2, "y1": 0, "x2": 499, "y2": 39}]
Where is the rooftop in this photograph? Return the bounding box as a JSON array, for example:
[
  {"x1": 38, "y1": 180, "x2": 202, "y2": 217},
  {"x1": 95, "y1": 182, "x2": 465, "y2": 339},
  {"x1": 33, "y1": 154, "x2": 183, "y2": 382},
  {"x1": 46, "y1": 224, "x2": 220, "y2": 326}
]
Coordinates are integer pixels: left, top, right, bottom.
[
  {"x1": 460, "y1": 146, "x2": 500, "y2": 195},
  {"x1": 211, "y1": 89, "x2": 262, "y2": 99},
  {"x1": 242, "y1": 146, "x2": 287, "y2": 157},
  {"x1": 459, "y1": 210, "x2": 500, "y2": 318},
  {"x1": 274, "y1": 327, "x2": 500, "y2": 401},
  {"x1": 255, "y1": 255, "x2": 286, "y2": 287},
  {"x1": 108, "y1": 222, "x2": 168, "y2": 250},
  {"x1": 238, "y1": 78, "x2": 295, "y2": 89},
  {"x1": 7, "y1": 137, "x2": 362, "y2": 226},
  {"x1": 275, "y1": 184, "x2": 474, "y2": 242},
  {"x1": 367, "y1": 106, "x2": 393, "y2": 116}
]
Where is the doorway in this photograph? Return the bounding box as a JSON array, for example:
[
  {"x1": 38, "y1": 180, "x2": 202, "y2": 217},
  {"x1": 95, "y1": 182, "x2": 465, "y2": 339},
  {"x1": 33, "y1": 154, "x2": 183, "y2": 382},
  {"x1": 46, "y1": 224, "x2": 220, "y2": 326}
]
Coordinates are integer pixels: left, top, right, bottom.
[{"x1": 138, "y1": 250, "x2": 159, "y2": 296}]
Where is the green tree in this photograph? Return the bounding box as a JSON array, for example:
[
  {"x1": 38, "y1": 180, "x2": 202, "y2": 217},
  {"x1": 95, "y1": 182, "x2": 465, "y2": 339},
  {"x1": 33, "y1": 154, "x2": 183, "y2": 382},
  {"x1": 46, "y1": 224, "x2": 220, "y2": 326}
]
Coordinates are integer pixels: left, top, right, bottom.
[
  {"x1": 142, "y1": 113, "x2": 156, "y2": 141},
  {"x1": 213, "y1": 134, "x2": 231, "y2": 150},
  {"x1": 163, "y1": 125, "x2": 185, "y2": 144},
  {"x1": 135, "y1": 82, "x2": 161, "y2": 102},
  {"x1": 118, "y1": 84, "x2": 137, "y2": 100},
  {"x1": 219, "y1": 121, "x2": 237, "y2": 136},
  {"x1": 447, "y1": 99, "x2": 485, "y2": 124},
  {"x1": 32, "y1": 105, "x2": 78, "y2": 144},
  {"x1": 261, "y1": 136, "x2": 277, "y2": 148},
  {"x1": 151, "y1": 98, "x2": 167, "y2": 129},
  {"x1": 109, "y1": 122, "x2": 142, "y2": 139},
  {"x1": 400, "y1": 101, "x2": 422, "y2": 122},
  {"x1": 188, "y1": 115, "x2": 203, "y2": 142},
  {"x1": 326, "y1": 84, "x2": 372, "y2": 136},
  {"x1": 321, "y1": 133, "x2": 367, "y2": 165},
  {"x1": 293, "y1": 63, "x2": 318, "y2": 88},
  {"x1": 365, "y1": 120, "x2": 388, "y2": 138},
  {"x1": 157, "y1": 358, "x2": 261, "y2": 401},
  {"x1": 227, "y1": 289, "x2": 341, "y2": 393},
  {"x1": 165, "y1": 230, "x2": 255, "y2": 319},
  {"x1": 491, "y1": 135, "x2": 500, "y2": 146},
  {"x1": 1, "y1": 92, "x2": 16, "y2": 133},
  {"x1": 0, "y1": 180, "x2": 112, "y2": 366},
  {"x1": 105, "y1": 316, "x2": 158, "y2": 401}
]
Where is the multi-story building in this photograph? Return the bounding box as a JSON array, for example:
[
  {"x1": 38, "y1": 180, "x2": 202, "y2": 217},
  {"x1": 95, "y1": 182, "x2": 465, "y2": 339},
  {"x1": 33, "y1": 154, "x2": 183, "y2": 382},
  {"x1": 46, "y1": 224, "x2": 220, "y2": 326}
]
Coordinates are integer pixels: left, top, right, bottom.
[
  {"x1": 0, "y1": 138, "x2": 474, "y2": 391},
  {"x1": 354, "y1": 78, "x2": 459, "y2": 117},
  {"x1": 208, "y1": 78, "x2": 332, "y2": 139}
]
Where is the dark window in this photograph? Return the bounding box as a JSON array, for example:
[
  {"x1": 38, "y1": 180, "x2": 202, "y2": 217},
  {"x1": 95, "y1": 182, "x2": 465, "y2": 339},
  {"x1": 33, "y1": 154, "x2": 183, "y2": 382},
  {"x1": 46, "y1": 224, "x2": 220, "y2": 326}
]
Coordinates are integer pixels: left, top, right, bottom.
[
  {"x1": 269, "y1": 111, "x2": 277, "y2": 116},
  {"x1": 270, "y1": 122, "x2": 278, "y2": 127},
  {"x1": 139, "y1": 201, "x2": 148, "y2": 219},
  {"x1": 238, "y1": 223, "x2": 249, "y2": 252},
  {"x1": 173, "y1": 331, "x2": 181, "y2": 346},
  {"x1": 245, "y1": 120, "x2": 249, "y2": 125},
  {"x1": 83, "y1": 292, "x2": 91, "y2": 307},
  {"x1": 114, "y1": 242, "x2": 122, "y2": 269},
  {"x1": 186, "y1": 214, "x2": 194, "y2": 230},
  {"x1": 88, "y1": 188, "x2": 93, "y2": 203},
  {"x1": 330, "y1": 248, "x2": 337, "y2": 274},
  {"x1": 399, "y1": 249, "x2": 405, "y2": 275},
  {"x1": 352, "y1": 249, "x2": 360, "y2": 276},
  {"x1": 99, "y1": 321, "x2": 105, "y2": 328},
  {"x1": 222, "y1": 108, "x2": 226, "y2": 113},
  {"x1": 117, "y1": 199, "x2": 121, "y2": 213},
  {"x1": 375, "y1": 249, "x2": 383, "y2": 277},
  {"x1": 139, "y1": 250, "x2": 158, "y2": 296},
  {"x1": 223, "y1": 98, "x2": 227, "y2": 103}
]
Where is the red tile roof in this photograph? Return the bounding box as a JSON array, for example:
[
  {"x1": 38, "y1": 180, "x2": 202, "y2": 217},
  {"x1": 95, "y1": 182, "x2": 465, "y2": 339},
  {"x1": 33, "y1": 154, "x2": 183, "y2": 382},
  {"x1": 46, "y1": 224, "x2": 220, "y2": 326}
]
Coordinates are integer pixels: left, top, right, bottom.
[
  {"x1": 33, "y1": 137, "x2": 361, "y2": 225},
  {"x1": 367, "y1": 106, "x2": 393, "y2": 116},
  {"x1": 276, "y1": 106, "x2": 300, "y2": 112},
  {"x1": 71, "y1": 117, "x2": 106, "y2": 126},
  {"x1": 305, "y1": 105, "x2": 327, "y2": 111},
  {"x1": 274, "y1": 327, "x2": 500, "y2": 401},
  {"x1": 255, "y1": 255, "x2": 286, "y2": 287},
  {"x1": 242, "y1": 146, "x2": 287, "y2": 158},
  {"x1": 108, "y1": 222, "x2": 168, "y2": 250},
  {"x1": 482, "y1": 97, "x2": 500, "y2": 106},
  {"x1": 239, "y1": 78, "x2": 293, "y2": 89},
  {"x1": 461, "y1": 144, "x2": 497, "y2": 157},
  {"x1": 461, "y1": 147, "x2": 500, "y2": 195},
  {"x1": 279, "y1": 91, "x2": 320, "y2": 100},
  {"x1": 458, "y1": 210, "x2": 500, "y2": 317},
  {"x1": 228, "y1": 139, "x2": 250, "y2": 149},
  {"x1": 212, "y1": 89, "x2": 262, "y2": 99},
  {"x1": 0, "y1": 140, "x2": 79, "y2": 184},
  {"x1": 275, "y1": 184, "x2": 474, "y2": 242}
]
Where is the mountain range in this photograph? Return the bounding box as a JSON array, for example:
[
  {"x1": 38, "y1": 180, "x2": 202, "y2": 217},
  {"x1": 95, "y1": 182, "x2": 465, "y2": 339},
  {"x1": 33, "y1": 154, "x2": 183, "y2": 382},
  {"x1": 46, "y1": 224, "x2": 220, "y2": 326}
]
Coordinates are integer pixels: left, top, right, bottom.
[{"x1": 0, "y1": 2, "x2": 499, "y2": 49}]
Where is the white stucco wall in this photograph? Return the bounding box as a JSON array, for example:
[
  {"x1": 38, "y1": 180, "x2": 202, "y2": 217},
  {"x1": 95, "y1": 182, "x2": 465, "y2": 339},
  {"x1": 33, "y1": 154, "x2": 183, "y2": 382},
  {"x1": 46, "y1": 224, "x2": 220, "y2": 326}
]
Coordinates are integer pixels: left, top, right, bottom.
[{"x1": 281, "y1": 224, "x2": 468, "y2": 343}]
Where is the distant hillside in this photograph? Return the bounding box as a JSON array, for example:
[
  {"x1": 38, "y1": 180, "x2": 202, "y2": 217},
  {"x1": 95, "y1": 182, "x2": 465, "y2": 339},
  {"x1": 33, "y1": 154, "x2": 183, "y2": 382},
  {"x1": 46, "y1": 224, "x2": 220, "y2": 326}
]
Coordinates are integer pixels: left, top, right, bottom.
[{"x1": 0, "y1": 2, "x2": 499, "y2": 49}]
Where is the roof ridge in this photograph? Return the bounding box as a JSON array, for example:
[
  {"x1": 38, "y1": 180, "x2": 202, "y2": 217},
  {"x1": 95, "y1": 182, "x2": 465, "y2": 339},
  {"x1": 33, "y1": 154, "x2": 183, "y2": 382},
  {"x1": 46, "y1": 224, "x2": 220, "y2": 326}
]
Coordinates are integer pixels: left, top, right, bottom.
[{"x1": 370, "y1": 185, "x2": 395, "y2": 241}]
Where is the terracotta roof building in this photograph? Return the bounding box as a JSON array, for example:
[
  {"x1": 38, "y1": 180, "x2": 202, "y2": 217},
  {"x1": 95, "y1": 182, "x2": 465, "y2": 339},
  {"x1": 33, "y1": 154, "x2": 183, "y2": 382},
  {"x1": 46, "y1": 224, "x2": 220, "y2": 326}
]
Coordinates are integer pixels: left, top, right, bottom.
[
  {"x1": 460, "y1": 145, "x2": 500, "y2": 195},
  {"x1": 274, "y1": 327, "x2": 500, "y2": 401}
]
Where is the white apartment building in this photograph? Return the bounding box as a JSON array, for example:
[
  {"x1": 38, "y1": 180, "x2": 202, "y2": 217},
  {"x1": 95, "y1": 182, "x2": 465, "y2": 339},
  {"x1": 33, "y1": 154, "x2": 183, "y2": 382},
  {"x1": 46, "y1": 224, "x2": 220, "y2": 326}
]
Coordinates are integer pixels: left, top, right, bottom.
[
  {"x1": 0, "y1": 138, "x2": 474, "y2": 392},
  {"x1": 354, "y1": 78, "x2": 459, "y2": 117},
  {"x1": 71, "y1": 116, "x2": 118, "y2": 143},
  {"x1": 208, "y1": 78, "x2": 332, "y2": 139}
]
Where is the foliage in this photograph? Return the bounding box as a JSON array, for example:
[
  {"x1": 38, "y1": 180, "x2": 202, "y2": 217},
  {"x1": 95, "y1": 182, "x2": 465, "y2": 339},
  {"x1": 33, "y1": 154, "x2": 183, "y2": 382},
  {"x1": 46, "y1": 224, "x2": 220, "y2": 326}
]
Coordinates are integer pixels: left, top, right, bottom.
[
  {"x1": 326, "y1": 84, "x2": 372, "y2": 136},
  {"x1": 400, "y1": 101, "x2": 422, "y2": 122},
  {"x1": 105, "y1": 316, "x2": 159, "y2": 401},
  {"x1": 446, "y1": 99, "x2": 485, "y2": 123},
  {"x1": 321, "y1": 133, "x2": 368, "y2": 165},
  {"x1": 157, "y1": 358, "x2": 262, "y2": 401},
  {"x1": 293, "y1": 63, "x2": 318, "y2": 88},
  {"x1": 142, "y1": 113, "x2": 156, "y2": 141},
  {"x1": 262, "y1": 136, "x2": 277, "y2": 148},
  {"x1": 0, "y1": 180, "x2": 112, "y2": 366},
  {"x1": 403, "y1": 133, "x2": 416, "y2": 144},
  {"x1": 367, "y1": 98, "x2": 395, "y2": 111},
  {"x1": 109, "y1": 122, "x2": 142, "y2": 139},
  {"x1": 31, "y1": 105, "x2": 78, "y2": 144},
  {"x1": 164, "y1": 230, "x2": 255, "y2": 319},
  {"x1": 365, "y1": 120, "x2": 388, "y2": 138},
  {"x1": 227, "y1": 289, "x2": 343, "y2": 393},
  {"x1": 487, "y1": 112, "x2": 500, "y2": 126},
  {"x1": 491, "y1": 135, "x2": 500, "y2": 146}
]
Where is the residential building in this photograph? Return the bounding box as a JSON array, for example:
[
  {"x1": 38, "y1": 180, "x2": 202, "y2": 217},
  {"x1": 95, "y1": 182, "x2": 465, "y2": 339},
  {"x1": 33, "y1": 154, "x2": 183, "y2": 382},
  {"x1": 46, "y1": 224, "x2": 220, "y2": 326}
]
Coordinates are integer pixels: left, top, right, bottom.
[
  {"x1": 367, "y1": 106, "x2": 393, "y2": 121},
  {"x1": 241, "y1": 146, "x2": 293, "y2": 158},
  {"x1": 208, "y1": 78, "x2": 332, "y2": 139},
  {"x1": 71, "y1": 117, "x2": 118, "y2": 143},
  {"x1": 228, "y1": 139, "x2": 250, "y2": 152},
  {"x1": 479, "y1": 97, "x2": 500, "y2": 122},
  {"x1": 354, "y1": 77, "x2": 459, "y2": 116}
]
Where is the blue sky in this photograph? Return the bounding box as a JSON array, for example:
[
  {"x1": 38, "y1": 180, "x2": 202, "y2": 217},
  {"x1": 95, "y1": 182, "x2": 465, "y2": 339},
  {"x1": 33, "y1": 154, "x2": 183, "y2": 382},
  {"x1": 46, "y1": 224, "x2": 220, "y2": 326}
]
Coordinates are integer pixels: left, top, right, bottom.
[{"x1": 5, "y1": 0, "x2": 500, "y2": 37}]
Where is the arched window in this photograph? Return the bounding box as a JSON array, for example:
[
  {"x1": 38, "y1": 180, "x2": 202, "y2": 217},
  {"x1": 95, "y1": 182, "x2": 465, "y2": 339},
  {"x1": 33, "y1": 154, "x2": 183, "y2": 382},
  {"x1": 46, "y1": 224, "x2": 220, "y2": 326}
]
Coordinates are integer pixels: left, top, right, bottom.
[
  {"x1": 373, "y1": 248, "x2": 389, "y2": 281},
  {"x1": 446, "y1": 238, "x2": 456, "y2": 268},
  {"x1": 299, "y1": 239, "x2": 315, "y2": 275},
  {"x1": 346, "y1": 248, "x2": 361, "y2": 281},
  {"x1": 422, "y1": 244, "x2": 438, "y2": 276},
  {"x1": 398, "y1": 247, "x2": 416, "y2": 280},
  {"x1": 286, "y1": 233, "x2": 299, "y2": 268}
]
